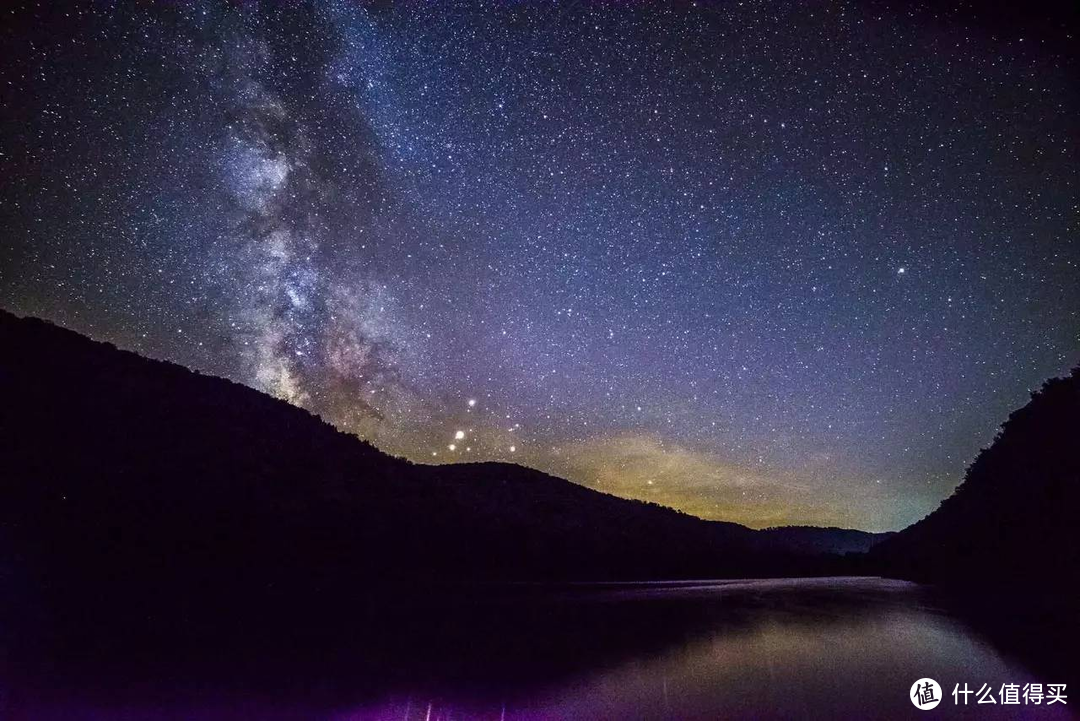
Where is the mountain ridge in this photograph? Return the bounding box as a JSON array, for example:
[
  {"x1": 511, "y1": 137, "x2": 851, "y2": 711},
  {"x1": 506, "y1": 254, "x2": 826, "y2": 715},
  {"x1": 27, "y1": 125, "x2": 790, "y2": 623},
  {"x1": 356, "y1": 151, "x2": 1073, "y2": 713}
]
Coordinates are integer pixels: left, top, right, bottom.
[
  {"x1": 1, "y1": 307, "x2": 885, "y2": 648},
  {"x1": 869, "y1": 364, "x2": 1079, "y2": 597},
  {"x1": 0, "y1": 308, "x2": 883, "y2": 550}
]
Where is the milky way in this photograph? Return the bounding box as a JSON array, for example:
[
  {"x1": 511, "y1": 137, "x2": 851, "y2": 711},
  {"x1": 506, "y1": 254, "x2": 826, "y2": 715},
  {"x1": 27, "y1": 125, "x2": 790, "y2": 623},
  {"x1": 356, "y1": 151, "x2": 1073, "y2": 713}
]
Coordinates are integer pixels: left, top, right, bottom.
[{"x1": 2, "y1": 1, "x2": 1077, "y2": 530}]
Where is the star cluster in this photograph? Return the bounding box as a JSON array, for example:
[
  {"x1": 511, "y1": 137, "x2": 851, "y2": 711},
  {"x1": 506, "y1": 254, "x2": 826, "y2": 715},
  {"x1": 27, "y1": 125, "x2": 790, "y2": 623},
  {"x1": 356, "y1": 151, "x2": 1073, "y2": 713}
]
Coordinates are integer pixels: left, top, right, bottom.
[{"x1": 2, "y1": 1, "x2": 1077, "y2": 530}]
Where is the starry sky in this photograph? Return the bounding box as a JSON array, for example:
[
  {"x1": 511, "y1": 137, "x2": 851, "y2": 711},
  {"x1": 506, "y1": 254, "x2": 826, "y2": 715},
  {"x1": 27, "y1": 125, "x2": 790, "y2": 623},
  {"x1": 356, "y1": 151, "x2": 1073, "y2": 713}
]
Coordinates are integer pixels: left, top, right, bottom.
[{"x1": 2, "y1": 1, "x2": 1077, "y2": 531}]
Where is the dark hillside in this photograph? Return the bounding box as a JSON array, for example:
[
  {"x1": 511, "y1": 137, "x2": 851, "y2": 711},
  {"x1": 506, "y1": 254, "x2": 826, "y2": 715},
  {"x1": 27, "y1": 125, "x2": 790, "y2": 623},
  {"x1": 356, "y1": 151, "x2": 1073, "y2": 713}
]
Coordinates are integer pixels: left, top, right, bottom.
[
  {"x1": 757, "y1": 526, "x2": 893, "y2": 556},
  {"x1": 0, "y1": 310, "x2": 842, "y2": 649},
  {"x1": 869, "y1": 367, "x2": 1080, "y2": 601}
]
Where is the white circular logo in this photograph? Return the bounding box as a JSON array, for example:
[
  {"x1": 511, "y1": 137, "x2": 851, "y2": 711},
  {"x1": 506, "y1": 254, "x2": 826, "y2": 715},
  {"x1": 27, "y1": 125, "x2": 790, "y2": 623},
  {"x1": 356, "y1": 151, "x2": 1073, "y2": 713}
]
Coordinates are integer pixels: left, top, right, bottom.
[{"x1": 910, "y1": 678, "x2": 942, "y2": 710}]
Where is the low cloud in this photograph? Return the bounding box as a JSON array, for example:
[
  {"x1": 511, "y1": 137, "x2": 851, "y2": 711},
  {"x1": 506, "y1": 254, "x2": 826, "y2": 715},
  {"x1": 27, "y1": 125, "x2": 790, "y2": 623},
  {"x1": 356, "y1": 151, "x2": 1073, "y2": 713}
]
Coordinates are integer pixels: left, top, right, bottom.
[{"x1": 549, "y1": 433, "x2": 867, "y2": 529}]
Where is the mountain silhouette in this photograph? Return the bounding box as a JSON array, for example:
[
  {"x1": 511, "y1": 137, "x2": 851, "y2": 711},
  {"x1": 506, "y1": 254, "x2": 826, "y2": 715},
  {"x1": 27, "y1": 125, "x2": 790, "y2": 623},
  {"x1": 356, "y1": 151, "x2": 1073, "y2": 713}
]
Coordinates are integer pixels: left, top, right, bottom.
[
  {"x1": 869, "y1": 366, "x2": 1079, "y2": 594},
  {"x1": 758, "y1": 526, "x2": 894, "y2": 555},
  {"x1": 866, "y1": 367, "x2": 1080, "y2": 676},
  {"x1": 0, "y1": 310, "x2": 887, "y2": 650}
]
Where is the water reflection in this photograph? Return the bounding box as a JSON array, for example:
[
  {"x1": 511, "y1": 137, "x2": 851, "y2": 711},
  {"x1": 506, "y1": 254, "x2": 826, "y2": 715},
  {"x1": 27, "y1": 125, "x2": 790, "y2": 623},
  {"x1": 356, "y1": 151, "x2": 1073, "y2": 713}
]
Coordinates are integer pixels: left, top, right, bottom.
[{"x1": 3, "y1": 578, "x2": 1072, "y2": 720}]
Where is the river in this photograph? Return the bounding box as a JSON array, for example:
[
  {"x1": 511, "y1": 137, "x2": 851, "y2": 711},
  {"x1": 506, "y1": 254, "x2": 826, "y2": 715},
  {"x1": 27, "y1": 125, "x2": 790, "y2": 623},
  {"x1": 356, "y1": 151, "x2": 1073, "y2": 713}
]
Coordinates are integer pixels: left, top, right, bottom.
[{"x1": 3, "y1": 577, "x2": 1073, "y2": 719}]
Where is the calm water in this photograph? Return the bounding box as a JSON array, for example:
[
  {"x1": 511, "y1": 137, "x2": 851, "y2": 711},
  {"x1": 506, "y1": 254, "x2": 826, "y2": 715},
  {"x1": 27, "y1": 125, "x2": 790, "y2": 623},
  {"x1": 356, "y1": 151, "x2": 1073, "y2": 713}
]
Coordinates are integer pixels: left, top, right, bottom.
[{"x1": 3, "y1": 577, "x2": 1073, "y2": 719}]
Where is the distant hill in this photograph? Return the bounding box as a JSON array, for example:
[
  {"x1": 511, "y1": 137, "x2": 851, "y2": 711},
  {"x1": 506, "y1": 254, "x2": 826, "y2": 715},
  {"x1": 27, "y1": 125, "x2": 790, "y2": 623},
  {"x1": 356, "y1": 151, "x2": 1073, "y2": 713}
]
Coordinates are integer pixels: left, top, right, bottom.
[
  {"x1": 757, "y1": 526, "x2": 893, "y2": 556},
  {"x1": 869, "y1": 366, "x2": 1080, "y2": 599},
  {"x1": 0, "y1": 310, "x2": 869, "y2": 646}
]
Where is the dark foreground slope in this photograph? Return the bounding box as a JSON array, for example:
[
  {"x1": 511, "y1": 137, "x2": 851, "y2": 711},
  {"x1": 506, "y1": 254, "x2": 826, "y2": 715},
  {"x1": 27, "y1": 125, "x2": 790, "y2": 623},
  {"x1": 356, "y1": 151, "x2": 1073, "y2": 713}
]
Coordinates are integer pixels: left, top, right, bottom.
[
  {"x1": 0, "y1": 311, "x2": 859, "y2": 649},
  {"x1": 869, "y1": 366, "x2": 1079, "y2": 598},
  {"x1": 867, "y1": 367, "x2": 1080, "y2": 677}
]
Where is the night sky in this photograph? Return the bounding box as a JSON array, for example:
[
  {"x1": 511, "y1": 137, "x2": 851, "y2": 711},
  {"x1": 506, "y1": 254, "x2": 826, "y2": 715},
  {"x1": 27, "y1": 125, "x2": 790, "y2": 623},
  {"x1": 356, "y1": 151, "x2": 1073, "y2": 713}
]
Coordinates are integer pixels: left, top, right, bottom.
[{"x1": 2, "y1": 1, "x2": 1077, "y2": 531}]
